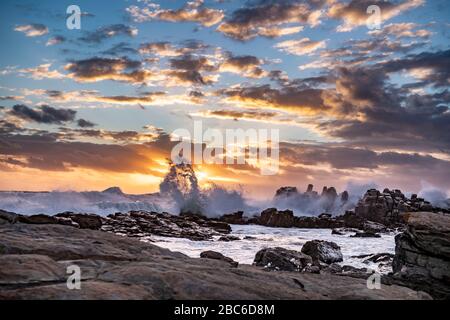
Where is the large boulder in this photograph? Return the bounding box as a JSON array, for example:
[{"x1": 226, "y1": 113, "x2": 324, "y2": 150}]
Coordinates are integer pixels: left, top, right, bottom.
[
  {"x1": 253, "y1": 247, "x2": 312, "y2": 272},
  {"x1": 219, "y1": 211, "x2": 247, "y2": 224},
  {"x1": 392, "y1": 212, "x2": 450, "y2": 299},
  {"x1": 301, "y1": 240, "x2": 343, "y2": 265},
  {"x1": 258, "y1": 208, "x2": 296, "y2": 227}
]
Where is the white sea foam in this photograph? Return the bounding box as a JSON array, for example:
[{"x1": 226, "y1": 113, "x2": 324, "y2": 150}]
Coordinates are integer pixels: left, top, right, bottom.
[{"x1": 150, "y1": 224, "x2": 397, "y2": 273}]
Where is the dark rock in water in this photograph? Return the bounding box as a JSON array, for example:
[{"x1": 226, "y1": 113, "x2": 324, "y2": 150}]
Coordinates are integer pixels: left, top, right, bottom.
[
  {"x1": 354, "y1": 188, "x2": 449, "y2": 226},
  {"x1": 55, "y1": 212, "x2": 102, "y2": 230},
  {"x1": 102, "y1": 186, "x2": 124, "y2": 195},
  {"x1": 301, "y1": 240, "x2": 343, "y2": 265},
  {"x1": 103, "y1": 211, "x2": 231, "y2": 241},
  {"x1": 341, "y1": 191, "x2": 349, "y2": 202},
  {"x1": 200, "y1": 251, "x2": 238, "y2": 267},
  {"x1": 331, "y1": 228, "x2": 345, "y2": 235},
  {"x1": 256, "y1": 208, "x2": 344, "y2": 229},
  {"x1": 0, "y1": 210, "x2": 18, "y2": 224},
  {"x1": 219, "y1": 211, "x2": 247, "y2": 225},
  {"x1": 306, "y1": 184, "x2": 314, "y2": 193},
  {"x1": 0, "y1": 223, "x2": 429, "y2": 299},
  {"x1": 244, "y1": 236, "x2": 257, "y2": 240},
  {"x1": 218, "y1": 235, "x2": 240, "y2": 242},
  {"x1": 17, "y1": 214, "x2": 59, "y2": 225},
  {"x1": 275, "y1": 186, "x2": 298, "y2": 198},
  {"x1": 253, "y1": 247, "x2": 312, "y2": 272},
  {"x1": 350, "y1": 231, "x2": 381, "y2": 238},
  {"x1": 362, "y1": 253, "x2": 394, "y2": 264},
  {"x1": 392, "y1": 212, "x2": 450, "y2": 300},
  {"x1": 258, "y1": 208, "x2": 296, "y2": 227}
]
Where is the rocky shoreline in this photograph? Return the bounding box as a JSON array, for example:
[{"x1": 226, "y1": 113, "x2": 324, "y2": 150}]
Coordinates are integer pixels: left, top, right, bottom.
[
  {"x1": 0, "y1": 187, "x2": 449, "y2": 300},
  {"x1": 0, "y1": 220, "x2": 431, "y2": 300}
]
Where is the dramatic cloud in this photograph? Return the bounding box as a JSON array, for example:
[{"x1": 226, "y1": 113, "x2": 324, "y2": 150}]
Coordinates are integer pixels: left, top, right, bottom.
[
  {"x1": 10, "y1": 104, "x2": 76, "y2": 124},
  {"x1": 218, "y1": 84, "x2": 327, "y2": 115},
  {"x1": 14, "y1": 24, "x2": 48, "y2": 37},
  {"x1": 219, "y1": 54, "x2": 267, "y2": 78},
  {"x1": 78, "y1": 24, "x2": 138, "y2": 43},
  {"x1": 275, "y1": 38, "x2": 326, "y2": 56},
  {"x1": 328, "y1": 0, "x2": 424, "y2": 32},
  {"x1": 127, "y1": 0, "x2": 224, "y2": 27},
  {"x1": 217, "y1": 0, "x2": 324, "y2": 40},
  {"x1": 64, "y1": 57, "x2": 158, "y2": 84}
]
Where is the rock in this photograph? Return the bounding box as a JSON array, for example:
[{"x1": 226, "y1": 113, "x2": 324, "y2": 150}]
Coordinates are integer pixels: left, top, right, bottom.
[
  {"x1": 341, "y1": 191, "x2": 349, "y2": 202},
  {"x1": 354, "y1": 188, "x2": 449, "y2": 226},
  {"x1": 244, "y1": 236, "x2": 257, "y2": 240},
  {"x1": 200, "y1": 251, "x2": 238, "y2": 267},
  {"x1": 219, "y1": 211, "x2": 247, "y2": 224},
  {"x1": 363, "y1": 253, "x2": 394, "y2": 264},
  {"x1": 362, "y1": 220, "x2": 389, "y2": 233},
  {"x1": 303, "y1": 265, "x2": 320, "y2": 274},
  {"x1": 331, "y1": 228, "x2": 345, "y2": 235},
  {"x1": 301, "y1": 240, "x2": 343, "y2": 265},
  {"x1": 218, "y1": 235, "x2": 240, "y2": 242},
  {"x1": 103, "y1": 211, "x2": 230, "y2": 241},
  {"x1": 350, "y1": 231, "x2": 381, "y2": 238},
  {"x1": 17, "y1": 214, "x2": 60, "y2": 225},
  {"x1": 274, "y1": 186, "x2": 298, "y2": 197},
  {"x1": 392, "y1": 212, "x2": 450, "y2": 299},
  {"x1": 258, "y1": 208, "x2": 296, "y2": 227},
  {"x1": 0, "y1": 223, "x2": 430, "y2": 300},
  {"x1": 0, "y1": 209, "x2": 18, "y2": 224},
  {"x1": 253, "y1": 247, "x2": 312, "y2": 272},
  {"x1": 55, "y1": 212, "x2": 102, "y2": 230}
]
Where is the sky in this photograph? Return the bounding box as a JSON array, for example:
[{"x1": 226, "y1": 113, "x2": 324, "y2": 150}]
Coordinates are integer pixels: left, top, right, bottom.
[{"x1": 0, "y1": 0, "x2": 449, "y2": 198}]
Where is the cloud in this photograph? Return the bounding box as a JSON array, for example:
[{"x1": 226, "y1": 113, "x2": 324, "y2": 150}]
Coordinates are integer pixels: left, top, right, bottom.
[
  {"x1": 18, "y1": 63, "x2": 64, "y2": 80},
  {"x1": 219, "y1": 54, "x2": 267, "y2": 78},
  {"x1": 218, "y1": 84, "x2": 327, "y2": 115},
  {"x1": 217, "y1": 0, "x2": 325, "y2": 40},
  {"x1": 274, "y1": 38, "x2": 326, "y2": 56},
  {"x1": 14, "y1": 24, "x2": 48, "y2": 37},
  {"x1": 127, "y1": 0, "x2": 224, "y2": 27},
  {"x1": 46, "y1": 35, "x2": 66, "y2": 46},
  {"x1": 77, "y1": 119, "x2": 96, "y2": 128},
  {"x1": 64, "y1": 57, "x2": 158, "y2": 84},
  {"x1": 78, "y1": 24, "x2": 138, "y2": 43},
  {"x1": 10, "y1": 104, "x2": 76, "y2": 124},
  {"x1": 368, "y1": 23, "x2": 432, "y2": 39},
  {"x1": 328, "y1": 0, "x2": 424, "y2": 32},
  {"x1": 378, "y1": 49, "x2": 450, "y2": 88}
]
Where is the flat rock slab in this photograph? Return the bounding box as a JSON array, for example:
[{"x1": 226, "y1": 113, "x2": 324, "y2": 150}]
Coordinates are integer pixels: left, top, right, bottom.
[{"x1": 0, "y1": 223, "x2": 431, "y2": 300}]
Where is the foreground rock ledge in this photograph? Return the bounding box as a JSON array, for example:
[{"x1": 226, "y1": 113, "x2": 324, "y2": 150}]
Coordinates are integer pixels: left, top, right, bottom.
[{"x1": 0, "y1": 223, "x2": 429, "y2": 300}]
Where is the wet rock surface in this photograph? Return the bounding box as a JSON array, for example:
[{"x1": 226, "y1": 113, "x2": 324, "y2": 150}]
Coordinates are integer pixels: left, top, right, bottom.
[
  {"x1": 301, "y1": 240, "x2": 343, "y2": 265},
  {"x1": 0, "y1": 223, "x2": 430, "y2": 300},
  {"x1": 200, "y1": 251, "x2": 238, "y2": 267},
  {"x1": 253, "y1": 247, "x2": 313, "y2": 272},
  {"x1": 0, "y1": 210, "x2": 231, "y2": 241},
  {"x1": 391, "y1": 212, "x2": 450, "y2": 299}
]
